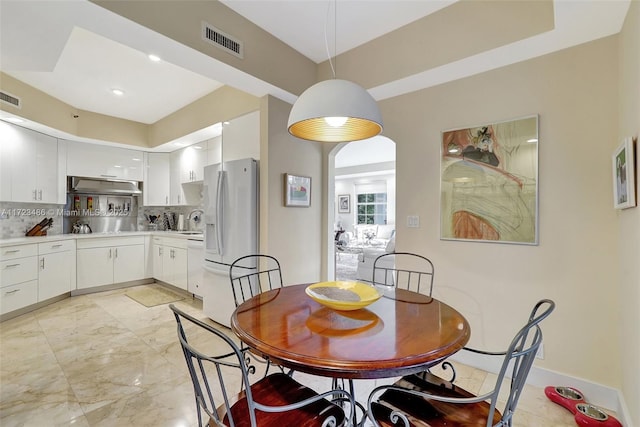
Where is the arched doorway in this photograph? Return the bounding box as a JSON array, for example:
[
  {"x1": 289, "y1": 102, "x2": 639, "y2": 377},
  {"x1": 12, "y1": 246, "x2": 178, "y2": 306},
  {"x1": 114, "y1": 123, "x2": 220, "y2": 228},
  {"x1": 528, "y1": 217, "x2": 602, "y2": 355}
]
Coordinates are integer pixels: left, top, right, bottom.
[{"x1": 327, "y1": 136, "x2": 396, "y2": 281}]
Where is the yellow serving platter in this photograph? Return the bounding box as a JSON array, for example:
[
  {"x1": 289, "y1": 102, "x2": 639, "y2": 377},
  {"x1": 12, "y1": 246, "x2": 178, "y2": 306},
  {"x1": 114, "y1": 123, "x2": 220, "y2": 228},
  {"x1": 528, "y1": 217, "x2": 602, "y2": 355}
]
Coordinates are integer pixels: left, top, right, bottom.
[{"x1": 305, "y1": 281, "x2": 382, "y2": 311}]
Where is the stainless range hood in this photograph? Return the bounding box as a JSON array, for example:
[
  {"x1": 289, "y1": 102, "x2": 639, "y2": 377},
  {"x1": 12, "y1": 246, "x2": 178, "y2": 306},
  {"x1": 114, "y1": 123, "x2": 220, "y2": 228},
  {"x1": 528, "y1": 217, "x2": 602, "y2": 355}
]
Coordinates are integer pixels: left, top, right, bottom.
[{"x1": 68, "y1": 176, "x2": 142, "y2": 196}]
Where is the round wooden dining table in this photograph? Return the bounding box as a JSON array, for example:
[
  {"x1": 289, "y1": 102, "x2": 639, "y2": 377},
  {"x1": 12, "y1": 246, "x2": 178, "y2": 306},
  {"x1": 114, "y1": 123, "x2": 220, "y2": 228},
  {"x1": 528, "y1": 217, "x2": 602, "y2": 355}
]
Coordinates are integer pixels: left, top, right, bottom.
[{"x1": 231, "y1": 284, "x2": 470, "y2": 380}]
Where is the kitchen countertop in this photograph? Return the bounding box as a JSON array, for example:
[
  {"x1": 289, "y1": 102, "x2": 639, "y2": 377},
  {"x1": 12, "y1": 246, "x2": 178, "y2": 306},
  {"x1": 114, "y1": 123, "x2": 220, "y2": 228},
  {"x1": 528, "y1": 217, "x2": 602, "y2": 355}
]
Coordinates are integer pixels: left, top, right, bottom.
[{"x1": 0, "y1": 230, "x2": 203, "y2": 247}]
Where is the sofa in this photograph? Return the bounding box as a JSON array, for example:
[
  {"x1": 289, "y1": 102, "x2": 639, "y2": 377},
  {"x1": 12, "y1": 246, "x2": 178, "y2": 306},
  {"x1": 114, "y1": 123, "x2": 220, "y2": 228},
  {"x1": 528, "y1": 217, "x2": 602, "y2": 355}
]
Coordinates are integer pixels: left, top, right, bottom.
[{"x1": 355, "y1": 230, "x2": 395, "y2": 283}]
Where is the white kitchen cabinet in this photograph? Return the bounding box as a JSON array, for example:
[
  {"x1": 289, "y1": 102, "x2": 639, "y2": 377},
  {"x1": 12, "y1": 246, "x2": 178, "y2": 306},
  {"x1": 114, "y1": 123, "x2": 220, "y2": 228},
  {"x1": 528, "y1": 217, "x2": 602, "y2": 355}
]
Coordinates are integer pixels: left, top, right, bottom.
[
  {"x1": 66, "y1": 140, "x2": 144, "y2": 181},
  {"x1": 76, "y1": 237, "x2": 145, "y2": 289},
  {"x1": 169, "y1": 150, "x2": 186, "y2": 205},
  {"x1": 143, "y1": 152, "x2": 170, "y2": 206},
  {"x1": 0, "y1": 243, "x2": 38, "y2": 315},
  {"x1": 151, "y1": 237, "x2": 164, "y2": 281},
  {"x1": 0, "y1": 121, "x2": 60, "y2": 203},
  {"x1": 38, "y1": 240, "x2": 75, "y2": 301},
  {"x1": 180, "y1": 142, "x2": 207, "y2": 183},
  {"x1": 152, "y1": 237, "x2": 188, "y2": 290}
]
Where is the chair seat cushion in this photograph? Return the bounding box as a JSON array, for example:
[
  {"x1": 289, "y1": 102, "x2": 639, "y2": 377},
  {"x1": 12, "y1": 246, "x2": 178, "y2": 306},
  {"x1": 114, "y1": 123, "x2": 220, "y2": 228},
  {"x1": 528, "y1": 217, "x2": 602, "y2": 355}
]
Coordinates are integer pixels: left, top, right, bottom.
[
  {"x1": 219, "y1": 373, "x2": 345, "y2": 427},
  {"x1": 373, "y1": 372, "x2": 502, "y2": 427}
]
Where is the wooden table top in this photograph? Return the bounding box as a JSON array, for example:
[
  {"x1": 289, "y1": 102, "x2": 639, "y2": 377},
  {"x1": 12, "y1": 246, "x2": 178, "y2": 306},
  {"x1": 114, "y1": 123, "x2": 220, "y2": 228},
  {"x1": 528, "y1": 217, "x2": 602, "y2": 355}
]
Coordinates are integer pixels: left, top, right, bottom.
[{"x1": 231, "y1": 284, "x2": 470, "y2": 379}]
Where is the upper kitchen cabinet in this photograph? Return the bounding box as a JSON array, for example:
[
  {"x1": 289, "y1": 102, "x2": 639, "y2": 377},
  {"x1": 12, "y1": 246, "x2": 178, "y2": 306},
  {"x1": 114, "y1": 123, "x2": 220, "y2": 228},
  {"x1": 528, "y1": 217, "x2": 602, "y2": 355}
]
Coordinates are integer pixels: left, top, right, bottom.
[
  {"x1": 179, "y1": 142, "x2": 207, "y2": 183},
  {"x1": 143, "y1": 152, "x2": 170, "y2": 206},
  {"x1": 66, "y1": 141, "x2": 144, "y2": 181},
  {"x1": 221, "y1": 111, "x2": 260, "y2": 162},
  {"x1": 0, "y1": 121, "x2": 61, "y2": 204}
]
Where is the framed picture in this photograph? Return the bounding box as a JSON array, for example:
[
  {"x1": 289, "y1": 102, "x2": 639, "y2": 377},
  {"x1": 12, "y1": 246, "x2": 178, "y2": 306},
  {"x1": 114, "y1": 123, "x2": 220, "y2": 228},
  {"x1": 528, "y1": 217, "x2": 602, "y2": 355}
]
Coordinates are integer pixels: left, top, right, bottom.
[
  {"x1": 613, "y1": 137, "x2": 636, "y2": 209},
  {"x1": 338, "y1": 194, "x2": 350, "y2": 213},
  {"x1": 440, "y1": 115, "x2": 539, "y2": 245},
  {"x1": 284, "y1": 173, "x2": 311, "y2": 207}
]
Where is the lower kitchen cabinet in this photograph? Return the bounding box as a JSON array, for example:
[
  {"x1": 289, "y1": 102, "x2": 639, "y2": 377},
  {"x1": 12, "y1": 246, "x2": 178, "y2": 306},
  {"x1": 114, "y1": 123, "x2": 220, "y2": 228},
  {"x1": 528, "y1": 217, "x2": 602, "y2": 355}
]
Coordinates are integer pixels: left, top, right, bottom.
[
  {"x1": 38, "y1": 240, "x2": 75, "y2": 301},
  {"x1": 76, "y1": 237, "x2": 145, "y2": 289},
  {"x1": 1, "y1": 243, "x2": 38, "y2": 315},
  {"x1": 157, "y1": 237, "x2": 188, "y2": 290}
]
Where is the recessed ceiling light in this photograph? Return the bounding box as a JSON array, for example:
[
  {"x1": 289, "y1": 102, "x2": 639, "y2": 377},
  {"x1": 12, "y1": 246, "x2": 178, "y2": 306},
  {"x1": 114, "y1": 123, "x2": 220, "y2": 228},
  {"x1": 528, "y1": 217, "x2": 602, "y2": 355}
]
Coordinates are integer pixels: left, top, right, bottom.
[
  {"x1": 193, "y1": 145, "x2": 203, "y2": 150},
  {"x1": 112, "y1": 89, "x2": 124, "y2": 96},
  {"x1": 173, "y1": 142, "x2": 185, "y2": 147},
  {"x1": 5, "y1": 117, "x2": 24, "y2": 123},
  {"x1": 527, "y1": 138, "x2": 538, "y2": 143},
  {"x1": 148, "y1": 54, "x2": 161, "y2": 62}
]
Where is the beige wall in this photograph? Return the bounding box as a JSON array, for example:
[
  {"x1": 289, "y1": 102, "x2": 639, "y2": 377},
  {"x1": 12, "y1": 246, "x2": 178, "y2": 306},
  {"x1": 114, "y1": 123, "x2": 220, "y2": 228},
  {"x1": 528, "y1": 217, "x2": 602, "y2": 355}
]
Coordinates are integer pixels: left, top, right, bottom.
[
  {"x1": 263, "y1": 96, "x2": 323, "y2": 284},
  {"x1": 617, "y1": 0, "x2": 640, "y2": 423},
  {"x1": 149, "y1": 86, "x2": 260, "y2": 148},
  {"x1": 378, "y1": 36, "x2": 620, "y2": 387}
]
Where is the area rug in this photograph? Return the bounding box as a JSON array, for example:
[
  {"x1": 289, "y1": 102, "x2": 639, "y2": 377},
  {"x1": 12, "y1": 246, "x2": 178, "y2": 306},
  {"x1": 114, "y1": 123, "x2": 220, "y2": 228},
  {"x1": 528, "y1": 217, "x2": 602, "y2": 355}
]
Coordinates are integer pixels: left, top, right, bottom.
[
  {"x1": 126, "y1": 286, "x2": 184, "y2": 307},
  {"x1": 336, "y1": 252, "x2": 359, "y2": 281}
]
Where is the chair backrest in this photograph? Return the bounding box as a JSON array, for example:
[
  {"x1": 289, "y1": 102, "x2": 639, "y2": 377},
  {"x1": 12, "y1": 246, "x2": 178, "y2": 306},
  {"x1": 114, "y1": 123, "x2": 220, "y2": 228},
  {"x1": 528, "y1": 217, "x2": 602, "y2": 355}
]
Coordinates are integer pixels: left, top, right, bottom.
[
  {"x1": 169, "y1": 304, "x2": 257, "y2": 427},
  {"x1": 487, "y1": 299, "x2": 555, "y2": 426},
  {"x1": 372, "y1": 252, "x2": 434, "y2": 296},
  {"x1": 229, "y1": 254, "x2": 283, "y2": 307}
]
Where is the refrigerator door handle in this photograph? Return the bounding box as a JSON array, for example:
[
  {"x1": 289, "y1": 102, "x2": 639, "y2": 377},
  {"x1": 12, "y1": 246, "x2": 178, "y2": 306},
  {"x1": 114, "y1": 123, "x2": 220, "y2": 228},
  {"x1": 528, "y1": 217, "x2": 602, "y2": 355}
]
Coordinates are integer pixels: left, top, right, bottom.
[{"x1": 216, "y1": 170, "x2": 225, "y2": 255}]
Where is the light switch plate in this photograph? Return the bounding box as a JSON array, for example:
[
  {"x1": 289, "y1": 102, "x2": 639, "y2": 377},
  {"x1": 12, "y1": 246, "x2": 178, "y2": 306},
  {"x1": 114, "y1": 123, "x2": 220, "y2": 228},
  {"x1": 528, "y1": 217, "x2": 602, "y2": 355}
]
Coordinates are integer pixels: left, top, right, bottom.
[{"x1": 407, "y1": 215, "x2": 420, "y2": 228}]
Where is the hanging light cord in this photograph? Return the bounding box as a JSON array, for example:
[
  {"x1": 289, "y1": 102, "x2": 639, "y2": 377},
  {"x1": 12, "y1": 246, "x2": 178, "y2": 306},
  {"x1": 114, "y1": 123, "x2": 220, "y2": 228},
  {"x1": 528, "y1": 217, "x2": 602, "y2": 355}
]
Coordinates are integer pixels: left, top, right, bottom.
[{"x1": 324, "y1": 0, "x2": 337, "y2": 78}]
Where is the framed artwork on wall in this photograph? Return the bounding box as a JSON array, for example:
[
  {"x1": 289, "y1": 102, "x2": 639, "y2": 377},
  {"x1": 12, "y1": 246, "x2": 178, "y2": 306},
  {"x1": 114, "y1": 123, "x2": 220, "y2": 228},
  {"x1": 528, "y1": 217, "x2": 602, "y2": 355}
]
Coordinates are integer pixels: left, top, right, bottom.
[
  {"x1": 338, "y1": 194, "x2": 350, "y2": 213},
  {"x1": 440, "y1": 115, "x2": 539, "y2": 245},
  {"x1": 284, "y1": 173, "x2": 311, "y2": 207},
  {"x1": 612, "y1": 137, "x2": 636, "y2": 209}
]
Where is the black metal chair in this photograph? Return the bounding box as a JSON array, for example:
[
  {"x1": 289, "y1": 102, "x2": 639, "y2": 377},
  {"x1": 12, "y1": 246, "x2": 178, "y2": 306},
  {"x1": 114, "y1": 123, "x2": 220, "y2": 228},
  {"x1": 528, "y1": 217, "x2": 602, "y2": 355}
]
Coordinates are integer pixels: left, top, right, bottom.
[
  {"x1": 367, "y1": 299, "x2": 555, "y2": 427},
  {"x1": 372, "y1": 252, "x2": 435, "y2": 296},
  {"x1": 170, "y1": 304, "x2": 351, "y2": 427},
  {"x1": 229, "y1": 254, "x2": 283, "y2": 307}
]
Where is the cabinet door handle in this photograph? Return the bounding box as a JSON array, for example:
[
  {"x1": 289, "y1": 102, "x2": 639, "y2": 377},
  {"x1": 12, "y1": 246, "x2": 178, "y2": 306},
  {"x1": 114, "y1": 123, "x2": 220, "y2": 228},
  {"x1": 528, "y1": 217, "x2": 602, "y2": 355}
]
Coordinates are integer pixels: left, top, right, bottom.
[
  {"x1": 159, "y1": 247, "x2": 163, "y2": 256},
  {"x1": 51, "y1": 244, "x2": 62, "y2": 249},
  {"x1": 101, "y1": 174, "x2": 117, "y2": 178},
  {"x1": 38, "y1": 189, "x2": 42, "y2": 200},
  {"x1": 4, "y1": 289, "x2": 20, "y2": 295},
  {"x1": 165, "y1": 196, "x2": 168, "y2": 205},
  {"x1": 4, "y1": 249, "x2": 20, "y2": 254},
  {"x1": 108, "y1": 249, "x2": 112, "y2": 259},
  {"x1": 115, "y1": 248, "x2": 118, "y2": 258},
  {"x1": 41, "y1": 258, "x2": 45, "y2": 270},
  {"x1": 33, "y1": 189, "x2": 37, "y2": 200},
  {"x1": 4, "y1": 263, "x2": 20, "y2": 268}
]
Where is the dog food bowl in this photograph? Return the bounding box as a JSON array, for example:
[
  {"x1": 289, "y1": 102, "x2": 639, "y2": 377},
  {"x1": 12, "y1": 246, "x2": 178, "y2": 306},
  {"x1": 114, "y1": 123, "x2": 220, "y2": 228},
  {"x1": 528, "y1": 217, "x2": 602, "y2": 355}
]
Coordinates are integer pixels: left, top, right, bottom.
[
  {"x1": 574, "y1": 403, "x2": 622, "y2": 427},
  {"x1": 544, "y1": 386, "x2": 585, "y2": 414}
]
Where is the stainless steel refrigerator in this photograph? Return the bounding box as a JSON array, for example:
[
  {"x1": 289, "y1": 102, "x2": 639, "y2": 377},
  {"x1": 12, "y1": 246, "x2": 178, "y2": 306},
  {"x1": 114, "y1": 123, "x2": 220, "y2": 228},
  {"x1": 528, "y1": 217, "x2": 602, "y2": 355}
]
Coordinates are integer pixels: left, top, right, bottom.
[{"x1": 202, "y1": 158, "x2": 258, "y2": 326}]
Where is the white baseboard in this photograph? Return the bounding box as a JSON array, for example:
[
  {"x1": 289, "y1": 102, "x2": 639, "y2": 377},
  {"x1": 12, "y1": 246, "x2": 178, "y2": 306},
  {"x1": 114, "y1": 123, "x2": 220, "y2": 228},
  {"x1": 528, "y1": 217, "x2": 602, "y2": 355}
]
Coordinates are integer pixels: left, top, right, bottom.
[{"x1": 449, "y1": 351, "x2": 633, "y2": 427}]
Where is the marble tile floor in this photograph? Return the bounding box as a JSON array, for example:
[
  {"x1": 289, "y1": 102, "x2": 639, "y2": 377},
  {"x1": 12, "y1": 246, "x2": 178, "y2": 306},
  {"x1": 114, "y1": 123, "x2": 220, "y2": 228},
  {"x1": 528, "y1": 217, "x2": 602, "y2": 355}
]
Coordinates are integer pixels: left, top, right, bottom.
[{"x1": 0, "y1": 283, "x2": 580, "y2": 427}]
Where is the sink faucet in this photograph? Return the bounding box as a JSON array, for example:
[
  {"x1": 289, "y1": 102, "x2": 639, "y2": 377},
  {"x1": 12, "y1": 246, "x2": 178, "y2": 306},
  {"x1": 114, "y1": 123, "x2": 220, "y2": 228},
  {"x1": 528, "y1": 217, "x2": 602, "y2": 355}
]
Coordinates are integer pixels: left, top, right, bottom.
[{"x1": 187, "y1": 209, "x2": 204, "y2": 223}]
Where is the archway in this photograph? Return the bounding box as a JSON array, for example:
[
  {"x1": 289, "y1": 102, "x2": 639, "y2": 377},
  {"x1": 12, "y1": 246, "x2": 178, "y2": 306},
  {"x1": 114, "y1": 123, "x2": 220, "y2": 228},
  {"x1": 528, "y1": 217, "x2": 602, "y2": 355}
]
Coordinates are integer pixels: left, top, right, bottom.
[{"x1": 327, "y1": 136, "x2": 396, "y2": 281}]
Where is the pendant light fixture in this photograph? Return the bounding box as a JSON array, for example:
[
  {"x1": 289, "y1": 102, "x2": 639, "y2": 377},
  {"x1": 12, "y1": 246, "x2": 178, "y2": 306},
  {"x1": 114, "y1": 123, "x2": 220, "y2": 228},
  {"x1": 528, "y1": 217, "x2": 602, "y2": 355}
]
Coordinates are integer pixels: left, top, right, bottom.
[{"x1": 287, "y1": 1, "x2": 383, "y2": 143}]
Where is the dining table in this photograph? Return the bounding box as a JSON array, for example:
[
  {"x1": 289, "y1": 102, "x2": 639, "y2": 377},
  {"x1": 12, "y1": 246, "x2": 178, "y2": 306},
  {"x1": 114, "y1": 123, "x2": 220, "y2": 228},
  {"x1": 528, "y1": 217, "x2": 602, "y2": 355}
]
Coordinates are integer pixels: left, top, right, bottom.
[{"x1": 231, "y1": 283, "x2": 470, "y2": 380}]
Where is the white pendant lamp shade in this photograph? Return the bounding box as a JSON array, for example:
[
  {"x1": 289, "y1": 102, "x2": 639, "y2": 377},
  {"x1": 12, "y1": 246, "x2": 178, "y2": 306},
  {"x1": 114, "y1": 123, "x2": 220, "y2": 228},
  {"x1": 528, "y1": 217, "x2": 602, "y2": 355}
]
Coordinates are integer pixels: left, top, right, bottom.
[{"x1": 288, "y1": 79, "x2": 383, "y2": 142}]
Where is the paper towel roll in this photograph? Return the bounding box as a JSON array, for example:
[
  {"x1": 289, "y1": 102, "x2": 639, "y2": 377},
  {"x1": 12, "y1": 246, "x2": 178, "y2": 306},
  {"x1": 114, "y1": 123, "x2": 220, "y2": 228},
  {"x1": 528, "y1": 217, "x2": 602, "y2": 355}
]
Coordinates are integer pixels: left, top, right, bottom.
[{"x1": 177, "y1": 214, "x2": 185, "y2": 231}]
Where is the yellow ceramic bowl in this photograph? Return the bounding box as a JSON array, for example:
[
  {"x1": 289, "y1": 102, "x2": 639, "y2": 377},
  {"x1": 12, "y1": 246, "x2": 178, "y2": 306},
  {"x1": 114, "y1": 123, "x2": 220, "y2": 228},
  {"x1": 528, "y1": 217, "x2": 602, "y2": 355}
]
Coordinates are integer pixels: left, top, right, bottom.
[{"x1": 305, "y1": 281, "x2": 382, "y2": 311}]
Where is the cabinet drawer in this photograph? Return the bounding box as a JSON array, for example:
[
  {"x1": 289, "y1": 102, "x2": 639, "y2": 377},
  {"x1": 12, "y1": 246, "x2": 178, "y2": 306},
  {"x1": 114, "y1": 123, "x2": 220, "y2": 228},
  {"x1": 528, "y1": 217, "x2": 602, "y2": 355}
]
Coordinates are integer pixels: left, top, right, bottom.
[
  {"x1": 163, "y1": 237, "x2": 188, "y2": 249},
  {"x1": 77, "y1": 236, "x2": 145, "y2": 249},
  {"x1": 0, "y1": 279, "x2": 38, "y2": 315},
  {"x1": 38, "y1": 240, "x2": 75, "y2": 255},
  {"x1": 0, "y1": 244, "x2": 38, "y2": 261},
  {"x1": 1, "y1": 256, "x2": 38, "y2": 286}
]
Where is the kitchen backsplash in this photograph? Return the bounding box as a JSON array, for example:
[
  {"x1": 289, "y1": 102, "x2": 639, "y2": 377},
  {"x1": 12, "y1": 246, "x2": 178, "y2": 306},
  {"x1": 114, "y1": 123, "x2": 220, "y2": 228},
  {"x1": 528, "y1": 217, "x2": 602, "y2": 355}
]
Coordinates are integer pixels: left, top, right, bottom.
[
  {"x1": 0, "y1": 202, "x2": 65, "y2": 239},
  {"x1": 0, "y1": 201, "x2": 204, "y2": 239}
]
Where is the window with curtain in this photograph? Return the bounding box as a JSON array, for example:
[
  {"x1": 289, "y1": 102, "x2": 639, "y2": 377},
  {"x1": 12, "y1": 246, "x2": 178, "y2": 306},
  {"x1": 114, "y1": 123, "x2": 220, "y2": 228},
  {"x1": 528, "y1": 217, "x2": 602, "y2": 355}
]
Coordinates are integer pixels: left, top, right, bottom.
[{"x1": 357, "y1": 193, "x2": 387, "y2": 224}]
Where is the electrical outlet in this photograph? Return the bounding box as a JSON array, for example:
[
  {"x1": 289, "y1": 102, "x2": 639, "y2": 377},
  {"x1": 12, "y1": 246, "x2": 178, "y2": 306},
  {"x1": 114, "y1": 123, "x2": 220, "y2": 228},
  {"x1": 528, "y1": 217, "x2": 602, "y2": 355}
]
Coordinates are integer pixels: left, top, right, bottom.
[{"x1": 536, "y1": 342, "x2": 544, "y2": 359}]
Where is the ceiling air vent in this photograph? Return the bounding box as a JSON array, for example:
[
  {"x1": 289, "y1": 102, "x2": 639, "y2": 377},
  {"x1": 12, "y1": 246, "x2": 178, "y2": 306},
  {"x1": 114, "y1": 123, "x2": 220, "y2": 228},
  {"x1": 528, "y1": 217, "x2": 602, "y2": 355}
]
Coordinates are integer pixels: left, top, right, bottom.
[
  {"x1": 0, "y1": 91, "x2": 21, "y2": 109},
  {"x1": 202, "y1": 22, "x2": 243, "y2": 59}
]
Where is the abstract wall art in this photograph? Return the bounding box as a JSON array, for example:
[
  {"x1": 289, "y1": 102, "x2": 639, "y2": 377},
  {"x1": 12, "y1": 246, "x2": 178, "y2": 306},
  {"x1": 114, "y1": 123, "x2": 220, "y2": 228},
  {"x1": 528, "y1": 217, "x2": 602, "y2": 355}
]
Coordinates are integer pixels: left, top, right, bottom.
[{"x1": 440, "y1": 115, "x2": 539, "y2": 245}]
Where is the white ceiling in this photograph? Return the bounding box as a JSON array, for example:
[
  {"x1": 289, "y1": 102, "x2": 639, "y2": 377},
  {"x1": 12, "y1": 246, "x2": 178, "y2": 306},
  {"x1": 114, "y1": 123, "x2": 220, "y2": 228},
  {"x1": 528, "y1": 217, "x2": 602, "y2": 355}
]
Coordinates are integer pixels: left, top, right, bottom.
[{"x1": 0, "y1": 0, "x2": 632, "y2": 137}]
